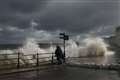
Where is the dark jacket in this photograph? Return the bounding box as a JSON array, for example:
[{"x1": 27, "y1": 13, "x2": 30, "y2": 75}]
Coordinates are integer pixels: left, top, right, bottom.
[{"x1": 55, "y1": 46, "x2": 63, "y2": 58}]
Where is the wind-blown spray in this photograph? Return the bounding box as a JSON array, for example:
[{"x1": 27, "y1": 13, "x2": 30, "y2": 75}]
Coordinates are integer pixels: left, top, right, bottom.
[
  {"x1": 0, "y1": 36, "x2": 114, "y2": 64},
  {"x1": 66, "y1": 36, "x2": 114, "y2": 57}
]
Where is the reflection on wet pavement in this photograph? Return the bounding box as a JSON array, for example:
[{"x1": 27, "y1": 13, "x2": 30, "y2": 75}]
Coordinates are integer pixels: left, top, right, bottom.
[{"x1": 0, "y1": 66, "x2": 120, "y2": 80}]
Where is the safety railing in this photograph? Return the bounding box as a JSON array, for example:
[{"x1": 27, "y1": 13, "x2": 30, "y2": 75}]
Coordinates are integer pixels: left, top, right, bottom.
[{"x1": 0, "y1": 52, "x2": 56, "y2": 70}]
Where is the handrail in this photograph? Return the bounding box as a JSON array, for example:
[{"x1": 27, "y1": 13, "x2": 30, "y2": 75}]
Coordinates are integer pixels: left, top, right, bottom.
[
  {"x1": 0, "y1": 58, "x2": 18, "y2": 61},
  {"x1": 0, "y1": 52, "x2": 55, "y2": 69},
  {"x1": 0, "y1": 54, "x2": 18, "y2": 55},
  {"x1": 23, "y1": 53, "x2": 52, "y2": 56}
]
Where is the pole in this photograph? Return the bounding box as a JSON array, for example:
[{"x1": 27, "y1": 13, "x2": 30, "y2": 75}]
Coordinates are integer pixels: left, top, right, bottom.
[
  {"x1": 51, "y1": 53, "x2": 54, "y2": 64},
  {"x1": 63, "y1": 39, "x2": 66, "y2": 62},
  {"x1": 17, "y1": 52, "x2": 20, "y2": 69},
  {"x1": 36, "y1": 53, "x2": 39, "y2": 67}
]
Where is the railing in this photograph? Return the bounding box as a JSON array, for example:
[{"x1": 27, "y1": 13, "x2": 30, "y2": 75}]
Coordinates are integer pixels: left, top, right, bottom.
[{"x1": 0, "y1": 53, "x2": 55, "y2": 70}]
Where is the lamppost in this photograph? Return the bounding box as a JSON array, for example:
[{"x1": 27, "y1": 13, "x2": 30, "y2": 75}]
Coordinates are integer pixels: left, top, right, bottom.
[{"x1": 59, "y1": 33, "x2": 69, "y2": 61}]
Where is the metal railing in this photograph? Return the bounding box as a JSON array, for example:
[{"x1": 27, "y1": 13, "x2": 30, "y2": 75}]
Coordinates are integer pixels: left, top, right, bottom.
[{"x1": 0, "y1": 52, "x2": 55, "y2": 70}]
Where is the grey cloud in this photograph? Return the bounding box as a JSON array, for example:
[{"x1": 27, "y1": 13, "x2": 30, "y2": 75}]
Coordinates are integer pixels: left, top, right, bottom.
[
  {"x1": 0, "y1": 0, "x2": 48, "y2": 27},
  {"x1": 35, "y1": 0, "x2": 119, "y2": 34},
  {"x1": 0, "y1": 0, "x2": 119, "y2": 43}
]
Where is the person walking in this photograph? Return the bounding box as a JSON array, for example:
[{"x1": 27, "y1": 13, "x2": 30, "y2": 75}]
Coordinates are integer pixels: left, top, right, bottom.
[{"x1": 55, "y1": 46, "x2": 64, "y2": 64}]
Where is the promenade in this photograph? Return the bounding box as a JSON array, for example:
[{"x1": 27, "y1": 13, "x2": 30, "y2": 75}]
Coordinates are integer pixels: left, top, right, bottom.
[{"x1": 0, "y1": 65, "x2": 120, "y2": 80}]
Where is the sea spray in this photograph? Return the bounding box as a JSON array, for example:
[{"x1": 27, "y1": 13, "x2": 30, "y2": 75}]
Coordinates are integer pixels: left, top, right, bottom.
[
  {"x1": 0, "y1": 36, "x2": 114, "y2": 64},
  {"x1": 18, "y1": 38, "x2": 54, "y2": 63},
  {"x1": 0, "y1": 38, "x2": 55, "y2": 64},
  {"x1": 19, "y1": 38, "x2": 46, "y2": 55},
  {"x1": 66, "y1": 36, "x2": 114, "y2": 58}
]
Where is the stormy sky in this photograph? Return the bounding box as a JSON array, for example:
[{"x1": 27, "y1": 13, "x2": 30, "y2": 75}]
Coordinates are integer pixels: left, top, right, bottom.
[{"x1": 0, "y1": 0, "x2": 119, "y2": 43}]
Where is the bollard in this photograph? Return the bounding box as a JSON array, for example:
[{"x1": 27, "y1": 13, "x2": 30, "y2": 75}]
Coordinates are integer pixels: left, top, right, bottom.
[
  {"x1": 51, "y1": 53, "x2": 54, "y2": 64},
  {"x1": 36, "y1": 53, "x2": 39, "y2": 67},
  {"x1": 17, "y1": 52, "x2": 20, "y2": 69}
]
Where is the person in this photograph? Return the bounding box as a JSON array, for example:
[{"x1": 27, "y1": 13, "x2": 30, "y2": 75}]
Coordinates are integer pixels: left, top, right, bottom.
[{"x1": 55, "y1": 45, "x2": 64, "y2": 64}]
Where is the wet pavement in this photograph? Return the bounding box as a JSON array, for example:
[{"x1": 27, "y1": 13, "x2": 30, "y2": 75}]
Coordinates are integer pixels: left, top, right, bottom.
[{"x1": 0, "y1": 65, "x2": 120, "y2": 80}]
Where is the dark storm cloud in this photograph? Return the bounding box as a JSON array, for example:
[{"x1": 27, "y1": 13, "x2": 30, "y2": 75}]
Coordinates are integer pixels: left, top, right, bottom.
[
  {"x1": 0, "y1": 0, "x2": 119, "y2": 43},
  {"x1": 0, "y1": 0, "x2": 119, "y2": 31},
  {"x1": 0, "y1": 0, "x2": 48, "y2": 28},
  {"x1": 36, "y1": 0, "x2": 119, "y2": 33},
  {"x1": 0, "y1": 0, "x2": 49, "y2": 43}
]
